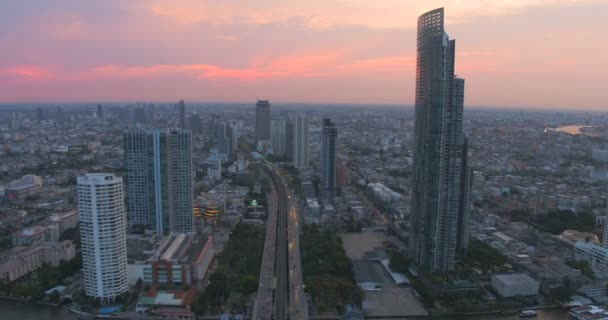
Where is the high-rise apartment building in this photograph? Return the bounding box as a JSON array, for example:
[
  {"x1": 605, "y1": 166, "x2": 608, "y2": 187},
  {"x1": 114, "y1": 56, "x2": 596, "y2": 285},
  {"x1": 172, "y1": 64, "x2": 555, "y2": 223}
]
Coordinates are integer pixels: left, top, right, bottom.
[
  {"x1": 177, "y1": 100, "x2": 186, "y2": 129},
  {"x1": 124, "y1": 129, "x2": 193, "y2": 236},
  {"x1": 271, "y1": 118, "x2": 287, "y2": 158},
  {"x1": 255, "y1": 100, "x2": 271, "y2": 140},
  {"x1": 410, "y1": 8, "x2": 471, "y2": 273},
  {"x1": 77, "y1": 173, "x2": 128, "y2": 302},
  {"x1": 293, "y1": 115, "x2": 309, "y2": 169},
  {"x1": 321, "y1": 119, "x2": 337, "y2": 192}
]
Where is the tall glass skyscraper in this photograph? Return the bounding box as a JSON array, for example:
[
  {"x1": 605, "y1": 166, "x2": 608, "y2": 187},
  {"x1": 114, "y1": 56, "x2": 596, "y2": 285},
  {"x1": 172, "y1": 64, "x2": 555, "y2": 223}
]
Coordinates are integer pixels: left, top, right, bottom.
[
  {"x1": 410, "y1": 8, "x2": 471, "y2": 273},
  {"x1": 124, "y1": 129, "x2": 193, "y2": 236},
  {"x1": 321, "y1": 119, "x2": 337, "y2": 193}
]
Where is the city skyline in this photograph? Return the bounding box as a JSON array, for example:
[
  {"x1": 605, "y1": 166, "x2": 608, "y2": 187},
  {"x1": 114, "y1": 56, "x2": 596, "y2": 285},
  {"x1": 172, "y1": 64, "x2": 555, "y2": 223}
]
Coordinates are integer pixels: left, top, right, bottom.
[{"x1": 1, "y1": 1, "x2": 606, "y2": 110}]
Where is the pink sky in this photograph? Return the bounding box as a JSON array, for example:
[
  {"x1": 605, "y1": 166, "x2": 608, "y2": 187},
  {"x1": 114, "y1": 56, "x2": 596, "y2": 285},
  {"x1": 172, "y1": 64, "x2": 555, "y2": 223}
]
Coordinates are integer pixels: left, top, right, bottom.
[{"x1": 0, "y1": 0, "x2": 606, "y2": 110}]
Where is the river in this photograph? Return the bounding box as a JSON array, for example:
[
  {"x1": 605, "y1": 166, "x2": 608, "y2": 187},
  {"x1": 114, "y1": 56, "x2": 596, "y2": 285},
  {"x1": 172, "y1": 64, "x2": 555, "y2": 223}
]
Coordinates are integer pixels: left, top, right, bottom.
[
  {"x1": 553, "y1": 125, "x2": 592, "y2": 135},
  {"x1": 0, "y1": 299, "x2": 77, "y2": 320},
  {"x1": 0, "y1": 299, "x2": 570, "y2": 320}
]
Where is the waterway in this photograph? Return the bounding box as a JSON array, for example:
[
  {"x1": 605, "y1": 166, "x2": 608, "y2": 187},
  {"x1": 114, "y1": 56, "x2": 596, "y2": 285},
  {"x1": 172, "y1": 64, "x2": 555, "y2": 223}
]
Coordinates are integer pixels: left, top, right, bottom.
[
  {"x1": 425, "y1": 309, "x2": 568, "y2": 319},
  {"x1": 553, "y1": 125, "x2": 592, "y2": 135},
  {"x1": 0, "y1": 299, "x2": 77, "y2": 320},
  {"x1": 0, "y1": 298, "x2": 570, "y2": 320}
]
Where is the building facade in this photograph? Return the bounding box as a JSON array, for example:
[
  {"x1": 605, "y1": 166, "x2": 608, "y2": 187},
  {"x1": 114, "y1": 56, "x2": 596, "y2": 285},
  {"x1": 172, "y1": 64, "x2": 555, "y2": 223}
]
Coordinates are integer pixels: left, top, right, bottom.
[
  {"x1": 0, "y1": 241, "x2": 76, "y2": 282},
  {"x1": 321, "y1": 119, "x2": 338, "y2": 192},
  {"x1": 255, "y1": 100, "x2": 271, "y2": 141},
  {"x1": 410, "y1": 8, "x2": 471, "y2": 272},
  {"x1": 293, "y1": 115, "x2": 309, "y2": 169},
  {"x1": 124, "y1": 129, "x2": 193, "y2": 236},
  {"x1": 575, "y1": 240, "x2": 608, "y2": 278},
  {"x1": 271, "y1": 118, "x2": 287, "y2": 158},
  {"x1": 78, "y1": 173, "x2": 128, "y2": 302},
  {"x1": 177, "y1": 100, "x2": 186, "y2": 129}
]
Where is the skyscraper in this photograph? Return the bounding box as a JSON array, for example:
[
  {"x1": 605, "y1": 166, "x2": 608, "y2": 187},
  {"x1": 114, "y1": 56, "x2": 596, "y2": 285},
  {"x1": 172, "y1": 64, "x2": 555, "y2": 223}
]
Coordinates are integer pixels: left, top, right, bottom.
[
  {"x1": 271, "y1": 118, "x2": 287, "y2": 158},
  {"x1": 96, "y1": 104, "x2": 104, "y2": 119},
  {"x1": 293, "y1": 115, "x2": 309, "y2": 169},
  {"x1": 410, "y1": 8, "x2": 470, "y2": 273},
  {"x1": 321, "y1": 119, "x2": 337, "y2": 192},
  {"x1": 228, "y1": 120, "x2": 239, "y2": 155},
  {"x1": 255, "y1": 100, "x2": 271, "y2": 140},
  {"x1": 124, "y1": 129, "x2": 193, "y2": 236},
  {"x1": 177, "y1": 100, "x2": 186, "y2": 129},
  {"x1": 77, "y1": 173, "x2": 128, "y2": 302}
]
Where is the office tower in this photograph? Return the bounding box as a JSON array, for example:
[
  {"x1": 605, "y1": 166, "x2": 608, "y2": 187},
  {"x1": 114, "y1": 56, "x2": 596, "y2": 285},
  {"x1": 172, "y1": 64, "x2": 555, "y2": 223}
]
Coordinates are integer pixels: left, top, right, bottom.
[
  {"x1": 293, "y1": 115, "x2": 309, "y2": 169},
  {"x1": 410, "y1": 8, "x2": 469, "y2": 273},
  {"x1": 9, "y1": 112, "x2": 20, "y2": 129},
  {"x1": 133, "y1": 107, "x2": 146, "y2": 124},
  {"x1": 271, "y1": 118, "x2": 287, "y2": 158},
  {"x1": 55, "y1": 106, "x2": 65, "y2": 121},
  {"x1": 35, "y1": 107, "x2": 45, "y2": 122},
  {"x1": 177, "y1": 100, "x2": 186, "y2": 129},
  {"x1": 189, "y1": 114, "x2": 204, "y2": 134},
  {"x1": 228, "y1": 120, "x2": 239, "y2": 155},
  {"x1": 96, "y1": 104, "x2": 104, "y2": 119},
  {"x1": 216, "y1": 121, "x2": 230, "y2": 154},
  {"x1": 77, "y1": 173, "x2": 128, "y2": 302},
  {"x1": 124, "y1": 129, "x2": 193, "y2": 236},
  {"x1": 321, "y1": 119, "x2": 337, "y2": 192},
  {"x1": 255, "y1": 100, "x2": 271, "y2": 140}
]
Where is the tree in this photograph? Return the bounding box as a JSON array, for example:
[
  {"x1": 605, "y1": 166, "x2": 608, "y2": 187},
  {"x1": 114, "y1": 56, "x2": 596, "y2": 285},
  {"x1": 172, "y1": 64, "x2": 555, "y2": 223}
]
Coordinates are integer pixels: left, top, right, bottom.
[
  {"x1": 549, "y1": 286, "x2": 576, "y2": 304},
  {"x1": 48, "y1": 290, "x2": 61, "y2": 303}
]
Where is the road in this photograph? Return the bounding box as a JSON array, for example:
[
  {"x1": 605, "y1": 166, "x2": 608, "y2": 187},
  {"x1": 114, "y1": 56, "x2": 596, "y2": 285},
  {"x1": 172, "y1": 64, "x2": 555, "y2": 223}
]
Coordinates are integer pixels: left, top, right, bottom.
[
  {"x1": 252, "y1": 185, "x2": 278, "y2": 319},
  {"x1": 252, "y1": 159, "x2": 308, "y2": 320},
  {"x1": 287, "y1": 197, "x2": 308, "y2": 319}
]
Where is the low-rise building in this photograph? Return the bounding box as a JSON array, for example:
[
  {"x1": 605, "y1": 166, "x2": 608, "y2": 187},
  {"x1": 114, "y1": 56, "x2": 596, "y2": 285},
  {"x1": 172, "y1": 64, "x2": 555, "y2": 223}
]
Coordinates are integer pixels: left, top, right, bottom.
[
  {"x1": 127, "y1": 233, "x2": 215, "y2": 288},
  {"x1": 135, "y1": 290, "x2": 195, "y2": 319},
  {"x1": 50, "y1": 209, "x2": 79, "y2": 234},
  {"x1": 592, "y1": 148, "x2": 608, "y2": 163},
  {"x1": 12, "y1": 225, "x2": 59, "y2": 246},
  {"x1": 490, "y1": 273, "x2": 539, "y2": 298},
  {"x1": 4, "y1": 175, "x2": 42, "y2": 202},
  {"x1": 0, "y1": 241, "x2": 76, "y2": 281}
]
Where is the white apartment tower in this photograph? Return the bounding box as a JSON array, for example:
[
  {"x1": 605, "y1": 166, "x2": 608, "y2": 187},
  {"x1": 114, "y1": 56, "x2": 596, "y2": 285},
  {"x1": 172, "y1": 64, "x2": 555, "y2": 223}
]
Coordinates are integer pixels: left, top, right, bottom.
[{"x1": 78, "y1": 173, "x2": 128, "y2": 302}]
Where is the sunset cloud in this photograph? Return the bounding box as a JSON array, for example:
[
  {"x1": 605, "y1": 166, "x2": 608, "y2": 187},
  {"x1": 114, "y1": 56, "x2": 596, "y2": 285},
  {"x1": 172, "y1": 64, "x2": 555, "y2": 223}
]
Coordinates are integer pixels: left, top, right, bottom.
[{"x1": 0, "y1": 0, "x2": 606, "y2": 109}]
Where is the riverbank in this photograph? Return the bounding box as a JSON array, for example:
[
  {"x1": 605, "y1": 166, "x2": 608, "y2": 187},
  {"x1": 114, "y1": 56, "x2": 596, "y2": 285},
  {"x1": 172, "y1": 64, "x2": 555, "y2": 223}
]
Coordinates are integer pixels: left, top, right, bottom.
[{"x1": 0, "y1": 298, "x2": 78, "y2": 320}]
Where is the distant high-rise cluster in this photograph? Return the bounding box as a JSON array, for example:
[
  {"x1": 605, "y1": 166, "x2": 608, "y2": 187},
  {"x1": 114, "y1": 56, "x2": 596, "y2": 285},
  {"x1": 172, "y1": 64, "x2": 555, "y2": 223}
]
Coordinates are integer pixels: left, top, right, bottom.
[
  {"x1": 321, "y1": 119, "x2": 338, "y2": 193},
  {"x1": 124, "y1": 129, "x2": 193, "y2": 236},
  {"x1": 410, "y1": 8, "x2": 472, "y2": 273},
  {"x1": 77, "y1": 173, "x2": 128, "y2": 303}
]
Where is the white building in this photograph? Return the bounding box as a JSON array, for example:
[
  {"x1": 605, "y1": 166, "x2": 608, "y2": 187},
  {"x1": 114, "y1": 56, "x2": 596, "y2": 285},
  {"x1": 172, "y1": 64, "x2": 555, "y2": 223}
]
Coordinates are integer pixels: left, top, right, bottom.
[
  {"x1": 293, "y1": 115, "x2": 309, "y2": 169},
  {"x1": 575, "y1": 240, "x2": 608, "y2": 278},
  {"x1": 78, "y1": 173, "x2": 128, "y2": 302},
  {"x1": 490, "y1": 273, "x2": 539, "y2": 297}
]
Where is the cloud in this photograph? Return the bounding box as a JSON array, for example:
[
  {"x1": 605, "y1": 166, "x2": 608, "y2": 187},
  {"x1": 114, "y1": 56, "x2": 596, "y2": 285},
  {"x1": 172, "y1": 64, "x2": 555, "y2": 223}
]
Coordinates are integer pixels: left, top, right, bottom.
[
  {"x1": 0, "y1": 65, "x2": 54, "y2": 80},
  {"x1": 142, "y1": 0, "x2": 603, "y2": 29}
]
